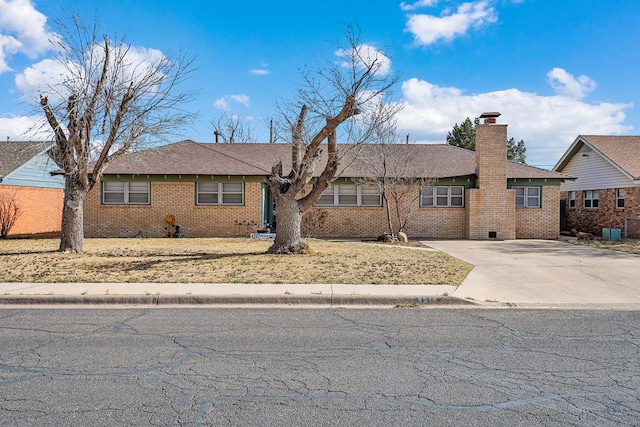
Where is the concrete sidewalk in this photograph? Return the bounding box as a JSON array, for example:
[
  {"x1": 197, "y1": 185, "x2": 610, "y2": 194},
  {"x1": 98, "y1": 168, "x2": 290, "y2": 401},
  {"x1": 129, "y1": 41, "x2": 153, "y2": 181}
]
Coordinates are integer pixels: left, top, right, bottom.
[{"x1": 0, "y1": 282, "x2": 463, "y2": 307}]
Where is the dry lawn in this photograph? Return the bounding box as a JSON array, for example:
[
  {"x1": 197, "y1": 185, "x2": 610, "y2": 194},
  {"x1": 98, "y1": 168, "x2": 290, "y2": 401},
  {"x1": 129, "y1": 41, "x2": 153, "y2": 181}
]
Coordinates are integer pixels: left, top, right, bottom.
[
  {"x1": 569, "y1": 239, "x2": 640, "y2": 255},
  {"x1": 0, "y1": 238, "x2": 472, "y2": 285}
]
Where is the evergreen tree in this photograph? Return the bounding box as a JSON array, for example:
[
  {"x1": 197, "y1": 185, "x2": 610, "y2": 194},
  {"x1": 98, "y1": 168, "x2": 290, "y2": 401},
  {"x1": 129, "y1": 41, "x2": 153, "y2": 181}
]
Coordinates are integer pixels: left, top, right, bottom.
[
  {"x1": 446, "y1": 117, "x2": 477, "y2": 150},
  {"x1": 446, "y1": 117, "x2": 527, "y2": 164},
  {"x1": 507, "y1": 137, "x2": 527, "y2": 164}
]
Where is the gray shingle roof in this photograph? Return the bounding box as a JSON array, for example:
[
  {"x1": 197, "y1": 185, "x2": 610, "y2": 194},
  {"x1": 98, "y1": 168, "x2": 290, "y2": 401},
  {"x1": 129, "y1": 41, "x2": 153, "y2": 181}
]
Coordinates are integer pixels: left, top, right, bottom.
[
  {"x1": 102, "y1": 140, "x2": 570, "y2": 180},
  {"x1": 0, "y1": 142, "x2": 53, "y2": 178}
]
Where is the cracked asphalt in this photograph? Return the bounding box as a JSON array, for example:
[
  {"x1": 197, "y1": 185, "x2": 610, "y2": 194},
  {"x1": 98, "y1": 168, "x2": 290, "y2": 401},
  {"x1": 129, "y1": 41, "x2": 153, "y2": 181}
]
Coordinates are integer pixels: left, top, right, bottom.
[{"x1": 1, "y1": 308, "x2": 639, "y2": 426}]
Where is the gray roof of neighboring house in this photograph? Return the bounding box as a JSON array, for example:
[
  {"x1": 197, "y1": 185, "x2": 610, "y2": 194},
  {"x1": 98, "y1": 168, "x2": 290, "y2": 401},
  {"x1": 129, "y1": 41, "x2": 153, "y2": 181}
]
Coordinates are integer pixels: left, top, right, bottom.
[
  {"x1": 0, "y1": 141, "x2": 53, "y2": 179},
  {"x1": 101, "y1": 140, "x2": 570, "y2": 180},
  {"x1": 554, "y1": 135, "x2": 640, "y2": 179}
]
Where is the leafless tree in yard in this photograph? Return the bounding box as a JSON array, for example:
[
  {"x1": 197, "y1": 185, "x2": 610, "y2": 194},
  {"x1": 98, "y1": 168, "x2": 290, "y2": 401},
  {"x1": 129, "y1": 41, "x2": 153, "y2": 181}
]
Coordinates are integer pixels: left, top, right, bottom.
[
  {"x1": 38, "y1": 14, "x2": 195, "y2": 252},
  {"x1": 356, "y1": 117, "x2": 433, "y2": 240},
  {"x1": 0, "y1": 192, "x2": 20, "y2": 238},
  {"x1": 267, "y1": 26, "x2": 399, "y2": 254}
]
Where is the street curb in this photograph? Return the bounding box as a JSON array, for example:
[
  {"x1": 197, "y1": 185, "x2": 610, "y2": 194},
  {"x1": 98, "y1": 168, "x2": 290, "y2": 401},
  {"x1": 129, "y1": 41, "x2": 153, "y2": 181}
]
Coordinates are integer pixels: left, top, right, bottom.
[{"x1": 0, "y1": 294, "x2": 475, "y2": 306}]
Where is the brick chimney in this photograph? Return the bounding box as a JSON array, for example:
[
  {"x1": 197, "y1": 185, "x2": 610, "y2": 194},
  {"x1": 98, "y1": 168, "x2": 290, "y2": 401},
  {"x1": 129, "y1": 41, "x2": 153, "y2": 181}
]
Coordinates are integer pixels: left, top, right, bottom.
[{"x1": 466, "y1": 112, "x2": 516, "y2": 239}]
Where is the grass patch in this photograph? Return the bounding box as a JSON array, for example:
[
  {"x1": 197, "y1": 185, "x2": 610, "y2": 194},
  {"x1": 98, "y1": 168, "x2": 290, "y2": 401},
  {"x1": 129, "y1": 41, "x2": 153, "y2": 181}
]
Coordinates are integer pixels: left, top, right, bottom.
[
  {"x1": 0, "y1": 238, "x2": 471, "y2": 285},
  {"x1": 568, "y1": 239, "x2": 640, "y2": 255}
]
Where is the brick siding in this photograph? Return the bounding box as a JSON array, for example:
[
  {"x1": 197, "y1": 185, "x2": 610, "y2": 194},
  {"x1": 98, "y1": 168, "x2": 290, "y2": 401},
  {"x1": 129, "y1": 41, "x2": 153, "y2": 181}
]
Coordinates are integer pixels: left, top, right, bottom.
[
  {"x1": 561, "y1": 187, "x2": 640, "y2": 237},
  {"x1": 516, "y1": 186, "x2": 560, "y2": 239},
  {"x1": 84, "y1": 181, "x2": 263, "y2": 237},
  {"x1": 84, "y1": 172, "x2": 561, "y2": 240},
  {"x1": 0, "y1": 185, "x2": 63, "y2": 235},
  {"x1": 302, "y1": 188, "x2": 467, "y2": 239},
  {"x1": 467, "y1": 124, "x2": 517, "y2": 239}
]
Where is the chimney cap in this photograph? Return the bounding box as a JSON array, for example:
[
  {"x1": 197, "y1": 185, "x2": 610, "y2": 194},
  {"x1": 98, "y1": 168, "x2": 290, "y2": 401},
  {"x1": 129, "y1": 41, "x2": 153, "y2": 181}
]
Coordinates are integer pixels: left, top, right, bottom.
[{"x1": 479, "y1": 112, "x2": 501, "y2": 119}]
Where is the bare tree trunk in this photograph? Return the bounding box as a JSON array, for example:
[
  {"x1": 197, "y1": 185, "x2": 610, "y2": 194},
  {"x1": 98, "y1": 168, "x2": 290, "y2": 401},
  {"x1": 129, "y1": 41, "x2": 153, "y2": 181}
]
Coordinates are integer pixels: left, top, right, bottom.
[
  {"x1": 268, "y1": 193, "x2": 308, "y2": 254},
  {"x1": 383, "y1": 192, "x2": 395, "y2": 238},
  {"x1": 59, "y1": 179, "x2": 86, "y2": 253}
]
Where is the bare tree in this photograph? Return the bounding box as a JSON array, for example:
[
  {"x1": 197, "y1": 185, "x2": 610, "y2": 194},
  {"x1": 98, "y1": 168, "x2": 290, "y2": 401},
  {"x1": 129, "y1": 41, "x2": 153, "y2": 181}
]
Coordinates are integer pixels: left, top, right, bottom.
[
  {"x1": 356, "y1": 119, "x2": 432, "y2": 240},
  {"x1": 267, "y1": 27, "x2": 399, "y2": 254},
  {"x1": 211, "y1": 112, "x2": 255, "y2": 143},
  {"x1": 39, "y1": 15, "x2": 195, "y2": 252},
  {"x1": 0, "y1": 192, "x2": 20, "y2": 238}
]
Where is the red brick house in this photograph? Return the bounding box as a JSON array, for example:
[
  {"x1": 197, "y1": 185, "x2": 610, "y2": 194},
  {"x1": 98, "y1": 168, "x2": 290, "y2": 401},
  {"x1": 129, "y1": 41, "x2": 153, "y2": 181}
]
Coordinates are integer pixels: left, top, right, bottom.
[
  {"x1": 83, "y1": 114, "x2": 570, "y2": 240},
  {"x1": 553, "y1": 135, "x2": 640, "y2": 238},
  {"x1": 0, "y1": 142, "x2": 63, "y2": 236}
]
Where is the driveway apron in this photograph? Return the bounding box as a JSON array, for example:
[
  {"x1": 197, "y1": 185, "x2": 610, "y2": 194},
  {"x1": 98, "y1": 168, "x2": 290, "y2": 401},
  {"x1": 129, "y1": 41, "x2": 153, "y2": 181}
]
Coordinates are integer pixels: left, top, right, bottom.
[{"x1": 422, "y1": 239, "x2": 640, "y2": 306}]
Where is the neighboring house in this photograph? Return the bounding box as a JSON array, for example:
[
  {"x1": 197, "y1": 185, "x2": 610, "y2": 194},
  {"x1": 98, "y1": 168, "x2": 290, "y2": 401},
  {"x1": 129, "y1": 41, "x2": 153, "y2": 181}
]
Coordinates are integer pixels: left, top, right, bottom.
[
  {"x1": 553, "y1": 135, "x2": 640, "y2": 237},
  {"x1": 0, "y1": 141, "x2": 64, "y2": 236},
  {"x1": 84, "y1": 114, "x2": 571, "y2": 240}
]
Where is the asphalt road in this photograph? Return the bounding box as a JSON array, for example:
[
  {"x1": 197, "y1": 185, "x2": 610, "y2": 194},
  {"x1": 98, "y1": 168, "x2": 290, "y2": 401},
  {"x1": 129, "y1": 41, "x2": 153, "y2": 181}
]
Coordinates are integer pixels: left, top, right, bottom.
[{"x1": 1, "y1": 308, "x2": 639, "y2": 426}]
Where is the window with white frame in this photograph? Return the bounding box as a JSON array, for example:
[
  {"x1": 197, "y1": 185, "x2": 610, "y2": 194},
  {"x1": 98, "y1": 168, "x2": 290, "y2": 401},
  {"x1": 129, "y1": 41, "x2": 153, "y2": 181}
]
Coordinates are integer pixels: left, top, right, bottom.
[
  {"x1": 583, "y1": 190, "x2": 599, "y2": 209},
  {"x1": 196, "y1": 182, "x2": 244, "y2": 205},
  {"x1": 316, "y1": 184, "x2": 382, "y2": 206},
  {"x1": 616, "y1": 189, "x2": 625, "y2": 208},
  {"x1": 568, "y1": 191, "x2": 576, "y2": 208},
  {"x1": 514, "y1": 186, "x2": 540, "y2": 208},
  {"x1": 420, "y1": 186, "x2": 464, "y2": 207},
  {"x1": 103, "y1": 181, "x2": 150, "y2": 205}
]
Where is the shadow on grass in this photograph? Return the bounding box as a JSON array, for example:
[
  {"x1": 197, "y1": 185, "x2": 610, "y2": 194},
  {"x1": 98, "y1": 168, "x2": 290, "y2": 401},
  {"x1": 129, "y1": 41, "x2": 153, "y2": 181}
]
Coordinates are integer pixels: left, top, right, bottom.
[
  {"x1": 119, "y1": 251, "x2": 269, "y2": 272},
  {"x1": 0, "y1": 250, "x2": 60, "y2": 256}
]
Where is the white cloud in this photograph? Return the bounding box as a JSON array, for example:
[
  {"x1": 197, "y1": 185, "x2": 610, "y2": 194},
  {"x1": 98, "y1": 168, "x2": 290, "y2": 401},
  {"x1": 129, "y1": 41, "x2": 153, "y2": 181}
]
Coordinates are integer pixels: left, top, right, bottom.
[
  {"x1": 14, "y1": 58, "x2": 67, "y2": 102},
  {"x1": 251, "y1": 69, "x2": 271, "y2": 76},
  {"x1": 214, "y1": 94, "x2": 251, "y2": 110},
  {"x1": 230, "y1": 94, "x2": 250, "y2": 106},
  {"x1": 396, "y1": 74, "x2": 632, "y2": 168},
  {"x1": 400, "y1": 0, "x2": 439, "y2": 11},
  {"x1": 251, "y1": 64, "x2": 271, "y2": 76},
  {"x1": 0, "y1": 0, "x2": 57, "y2": 73},
  {"x1": 14, "y1": 44, "x2": 169, "y2": 106},
  {"x1": 0, "y1": 114, "x2": 51, "y2": 141},
  {"x1": 335, "y1": 43, "x2": 392, "y2": 77},
  {"x1": 547, "y1": 67, "x2": 596, "y2": 100},
  {"x1": 405, "y1": 0, "x2": 497, "y2": 46}
]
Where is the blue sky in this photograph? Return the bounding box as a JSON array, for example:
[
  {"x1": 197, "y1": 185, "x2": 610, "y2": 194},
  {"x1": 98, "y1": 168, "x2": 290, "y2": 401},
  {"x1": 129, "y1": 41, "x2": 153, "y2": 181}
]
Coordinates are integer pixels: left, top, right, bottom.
[{"x1": 0, "y1": 0, "x2": 638, "y2": 168}]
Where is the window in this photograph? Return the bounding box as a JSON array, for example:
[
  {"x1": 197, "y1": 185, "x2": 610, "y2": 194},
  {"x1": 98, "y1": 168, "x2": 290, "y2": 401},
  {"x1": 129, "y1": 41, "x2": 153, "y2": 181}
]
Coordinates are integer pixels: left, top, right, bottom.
[
  {"x1": 515, "y1": 186, "x2": 540, "y2": 208},
  {"x1": 420, "y1": 186, "x2": 464, "y2": 207},
  {"x1": 316, "y1": 184, "x2": 382, "y2": 206},
  {"x1": 568, "y1": 191, "x2": 576, "y2": 208},
  {"x1": 361, "y1": 185, "x2": 382, "y2": 206},
  {"x1": 617, "y1": 189, "x2": 625, "y2": 209},
  {"x1": 337, "y1": 184, "x2": 358, "y2": 206},
  {"x1": 583, "y1": 190, "x2": 599, "y2": 209},
  {"x1": 103, "y1": 181, "x2": 150, "y2": 205},
  {"x1": 196, "y1": 182, "x2": 244, "y2": 205}
]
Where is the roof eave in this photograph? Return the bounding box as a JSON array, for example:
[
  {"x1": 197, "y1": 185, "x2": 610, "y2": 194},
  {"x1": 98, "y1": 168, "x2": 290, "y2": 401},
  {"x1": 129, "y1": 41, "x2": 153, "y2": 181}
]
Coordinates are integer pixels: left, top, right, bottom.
[{"x1": 552, "y1": 135, "x2": 584, "y2": 172}]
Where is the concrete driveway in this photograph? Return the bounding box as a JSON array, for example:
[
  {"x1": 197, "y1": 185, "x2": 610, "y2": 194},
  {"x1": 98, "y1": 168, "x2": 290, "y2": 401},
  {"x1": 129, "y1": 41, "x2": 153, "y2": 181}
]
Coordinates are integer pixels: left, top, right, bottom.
[{"x1": 422, "y1": 239, "x2": 640, "y2": 307}]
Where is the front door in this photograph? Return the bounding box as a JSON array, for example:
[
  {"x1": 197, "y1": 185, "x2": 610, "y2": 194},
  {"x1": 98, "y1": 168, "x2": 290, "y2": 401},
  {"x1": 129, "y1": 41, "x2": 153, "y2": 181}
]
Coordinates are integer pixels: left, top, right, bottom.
[{"x1": 262, "y1": 184, "x2": 276, "y2": 231}]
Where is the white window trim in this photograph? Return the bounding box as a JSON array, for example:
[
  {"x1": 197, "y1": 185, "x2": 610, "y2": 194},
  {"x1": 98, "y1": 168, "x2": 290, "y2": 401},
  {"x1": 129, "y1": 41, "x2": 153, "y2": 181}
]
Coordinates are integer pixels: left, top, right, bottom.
[
  {"x1": 420, "y1": 186, "x2": 465, "y2": 208},
  {"x1": 196, "y1": 182, "x2": 244, "y2": 206},
  {"x1": 616, "y1": 189, "x2": 625, "y2": 209},
  {"x1": 568, "y1": 191, "x2": 576, "y2": 209},
  {"x1": 514, "y1": 186, "x2": 541, "y2": 209},
  {"x1": 583, "y1": 190, "x2": 599, "y2": 209},
  {"x1": 315, "y1": 184, "x2": 382, "y2": 207},
  {"x1": 103, "y1": 181, "x2": 150, "y2": 205}
]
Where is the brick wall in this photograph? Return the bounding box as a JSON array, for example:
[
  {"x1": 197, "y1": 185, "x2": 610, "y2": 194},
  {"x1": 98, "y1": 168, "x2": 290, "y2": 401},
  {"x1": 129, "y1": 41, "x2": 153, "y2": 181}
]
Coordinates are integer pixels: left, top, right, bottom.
[
  {"x1": 0, "y1": 185, "x2": 63, "y2": 235},
  {"x1": 561, "y1": 187, "x2": 640, "y2": 237},
  {"x1": 84, "y1": 181, "x2": 263, "y2": 237},
  {"x1": 301, "y1": 192, "x2": 467, "y2": 239},
  {"x1": 84, "y1": 176, "x2": 562, "y2": 240},
  {"x1": 467, "y1": 123, "x2": 516, "y2": 239},
  {"x1": 516, "y1": 186, "x2": 560, "y2": 239}
]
